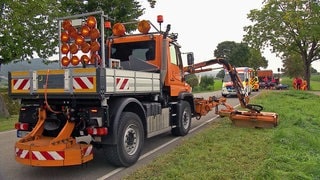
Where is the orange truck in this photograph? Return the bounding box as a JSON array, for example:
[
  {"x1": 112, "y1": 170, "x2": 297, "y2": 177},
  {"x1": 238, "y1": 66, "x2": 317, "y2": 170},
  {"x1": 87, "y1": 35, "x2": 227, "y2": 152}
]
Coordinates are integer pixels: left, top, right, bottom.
[
  {"x1": 257, "y1": 69, "x2": 274, "y2": 88},
  {"x1": 9, "y1": 11, "x2": 278, "y2": 167},
  {"x1": 257, "y1": 70, "x2": 273, "y2": 80}
]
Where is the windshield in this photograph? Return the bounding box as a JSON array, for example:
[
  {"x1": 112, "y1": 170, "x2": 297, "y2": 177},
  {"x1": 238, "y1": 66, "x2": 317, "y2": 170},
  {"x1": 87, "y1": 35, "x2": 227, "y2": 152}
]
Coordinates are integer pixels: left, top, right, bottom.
[
  {"x1": 111, "y1": 40, "x2": 155, "y2": 61},
  {"x1": 223, "y1": 73, "x2": 244, "y2": 82}
]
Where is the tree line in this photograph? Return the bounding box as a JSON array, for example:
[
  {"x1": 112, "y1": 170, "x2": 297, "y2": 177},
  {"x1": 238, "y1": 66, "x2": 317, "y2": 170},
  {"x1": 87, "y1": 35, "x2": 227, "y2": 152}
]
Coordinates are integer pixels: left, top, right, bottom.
[{"x1": 1, "y1": 0, "x2": 320, "y2": 90}]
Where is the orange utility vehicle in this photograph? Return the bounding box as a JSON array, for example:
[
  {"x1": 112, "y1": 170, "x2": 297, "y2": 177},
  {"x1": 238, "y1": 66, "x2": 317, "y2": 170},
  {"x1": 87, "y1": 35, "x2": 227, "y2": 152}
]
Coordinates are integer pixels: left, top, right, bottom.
[{"x1": 10, "y1": 11, "x2": 278, "y2": 167}]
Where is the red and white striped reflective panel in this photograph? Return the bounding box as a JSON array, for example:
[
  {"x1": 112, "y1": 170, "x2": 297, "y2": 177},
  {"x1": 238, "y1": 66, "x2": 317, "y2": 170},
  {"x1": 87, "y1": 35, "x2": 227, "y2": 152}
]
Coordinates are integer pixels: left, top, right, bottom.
[
  {"x1": 82, "y1": 145, "x2": 93, "y2": 157},
  {"x1": 116, "y1": 78, "x2": 129, "y2": 90},
  {"x1": 16, "y1": 148, "x2": 29, "y2": 159},
  {"x1": 73, "y1": 77, "x2": 94, "y2": 89},
  {"x1": 31, "y1": 151, "x2": 65, "y2": 160},
  {"x1": 13, "y1": 79, "x2": 30, "y2": 90},
  {"x1": 16, "y1": 146, "x2": 92, "y2": 160}
]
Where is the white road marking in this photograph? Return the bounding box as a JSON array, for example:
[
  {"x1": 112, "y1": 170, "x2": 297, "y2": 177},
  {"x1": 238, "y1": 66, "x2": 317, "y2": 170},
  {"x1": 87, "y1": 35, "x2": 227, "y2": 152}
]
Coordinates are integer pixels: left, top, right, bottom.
[{"x1": 97, "y1": 93, "x2": 261, "y2": 180}]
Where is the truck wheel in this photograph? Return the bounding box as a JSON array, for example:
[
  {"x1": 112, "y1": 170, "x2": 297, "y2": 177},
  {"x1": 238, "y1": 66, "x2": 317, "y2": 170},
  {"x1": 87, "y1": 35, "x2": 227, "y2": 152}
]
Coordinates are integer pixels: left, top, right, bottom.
[
  {"x1": 171, "y1": 101, "x2": 191, "y2": 136},
  {"x1": 104, "y1": 112, "x2": 144, "y2": 167}
]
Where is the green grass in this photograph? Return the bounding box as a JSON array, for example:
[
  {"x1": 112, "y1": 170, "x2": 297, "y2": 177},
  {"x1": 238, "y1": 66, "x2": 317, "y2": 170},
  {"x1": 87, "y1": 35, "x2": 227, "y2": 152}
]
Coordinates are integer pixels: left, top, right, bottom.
[
  {"x1": 125, "y1": 90, "x2": 320, "y2": 179},
  {"x1": 214, "y1": 78, "x2": 222, "y2": 90},
  {"x1": 0, "y1": 115, "x2": 18, "y2": 132},
  {"x1": 0, "y1": 92, "x2": 20, "y2": 132},
  {"x1": 280, "y1": 74, "x2": 320, "y2": 90},
  {"x1": 310, "y1": 74, "x2": 320, "y2": 90}
]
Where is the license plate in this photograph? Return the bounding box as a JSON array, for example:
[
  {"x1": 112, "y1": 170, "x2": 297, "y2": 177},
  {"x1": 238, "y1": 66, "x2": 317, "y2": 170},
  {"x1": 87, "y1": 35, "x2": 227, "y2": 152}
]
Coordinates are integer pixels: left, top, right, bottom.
[{"x1": 17, "y1": 130, "x2": 29, "y2": 138}]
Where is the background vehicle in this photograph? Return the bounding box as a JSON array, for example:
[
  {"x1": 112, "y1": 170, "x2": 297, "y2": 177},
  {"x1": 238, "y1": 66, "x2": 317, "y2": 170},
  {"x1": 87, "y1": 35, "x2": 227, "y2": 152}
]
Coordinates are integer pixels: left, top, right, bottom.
[
  {"x1": 10, "y1": 11, "x2": 278, "y2": 168},
  {"x1": 222, "y1": 67, "x2": 255, "y2": 97},
  {"x1": 250, "y1": 75, "x2": 260, "y2": 92},
  {"x1": 257, "y1": 69, "x2": 275, "y2": 89}
]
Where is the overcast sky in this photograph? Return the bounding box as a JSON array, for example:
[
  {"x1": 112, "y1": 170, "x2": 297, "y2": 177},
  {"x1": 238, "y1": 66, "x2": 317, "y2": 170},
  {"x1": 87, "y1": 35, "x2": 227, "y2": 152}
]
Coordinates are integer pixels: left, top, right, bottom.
[{"x1": 139, "y1": 0, "x2": 320, "y2": 72}]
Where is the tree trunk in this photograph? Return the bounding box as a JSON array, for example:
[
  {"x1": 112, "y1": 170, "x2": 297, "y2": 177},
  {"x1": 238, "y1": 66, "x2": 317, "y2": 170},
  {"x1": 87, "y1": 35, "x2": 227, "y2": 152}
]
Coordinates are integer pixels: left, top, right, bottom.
[
  {"x1": 0, "y1": 94, "x2": 9, "y2": 117},
  {"x1": 304, "y1": 57, "x2": 311, "y2": 90}
]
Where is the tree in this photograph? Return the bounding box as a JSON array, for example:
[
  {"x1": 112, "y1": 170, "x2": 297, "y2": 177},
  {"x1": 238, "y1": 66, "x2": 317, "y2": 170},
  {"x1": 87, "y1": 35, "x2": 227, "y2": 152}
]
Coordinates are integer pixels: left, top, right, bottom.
[
  {"x1": 199, "y1": 75, "x2": 214, "y2": 91},
  {"x1": 0, "y1": 0, "x2": 157, "y2": 64},
  {"x1": 0, "y1": 0, "x2": 63, "y2": 64},
  {"x1": 214, "y1": 41, "x2": 268, "y2": 69},
  {"x1": 243, "y1": 0, "x2": 320, "y2": 90},
  {"x1": 282, "y1": 53, "x2": 304, "y2": 78},
  {"x1": 185, "y1": 74, "x2": 199, "y2": 88},
  {"x1": 214, "y1": 41, "x2": 237, "y2": 58},
  {"x1": 311, "y1": 67, "x2": 317, "y2": 74},
  {"x1": 59, "y1": 0, "x2": 145, "y2": 31},
  {"x1": 247, "y1": 48, "x2": 268, "y2": 70},
  {"x1": 216, "y1": 69, "x2": 225, "y2": 79}
]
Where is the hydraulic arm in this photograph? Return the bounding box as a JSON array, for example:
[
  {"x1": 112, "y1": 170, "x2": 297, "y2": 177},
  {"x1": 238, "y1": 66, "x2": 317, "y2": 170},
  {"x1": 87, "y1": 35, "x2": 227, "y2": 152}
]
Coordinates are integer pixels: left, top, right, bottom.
[{"x1": 185, "y1": 57, "x2": 279, "y2": 128}]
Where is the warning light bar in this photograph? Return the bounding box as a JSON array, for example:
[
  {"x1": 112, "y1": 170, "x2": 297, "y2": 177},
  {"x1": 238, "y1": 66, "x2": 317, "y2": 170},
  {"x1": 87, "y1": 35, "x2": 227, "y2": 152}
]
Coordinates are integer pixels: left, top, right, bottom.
[
  {"x1": 112, "y1": 20, "x2": 153, "y2": 36},
  {"x1": 60, "y1": 16, "x2": 100, "y2": 67}
]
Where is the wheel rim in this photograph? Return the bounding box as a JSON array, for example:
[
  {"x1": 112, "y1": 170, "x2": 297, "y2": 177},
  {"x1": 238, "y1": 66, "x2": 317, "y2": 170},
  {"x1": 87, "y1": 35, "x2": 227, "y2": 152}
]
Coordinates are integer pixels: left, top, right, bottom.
[
  {"x1": 123, "y1": 124, "x2": 140, "y2": 155},
  {"x1": 182, "y1": 110, "x2": 191, "y2": 129}
]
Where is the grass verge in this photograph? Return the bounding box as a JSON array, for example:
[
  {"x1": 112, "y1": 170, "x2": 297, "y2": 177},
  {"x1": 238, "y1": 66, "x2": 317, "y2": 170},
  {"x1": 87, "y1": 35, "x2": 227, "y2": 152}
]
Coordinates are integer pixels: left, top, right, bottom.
[
  {"x1": 280, "y1": 74, "x2": 320, "y2": 90},
  {"x1": 125, "y1": 90, "x2": 320, "y2": 179},
  {"x1": 0, "y1": 115, "x2": 18, "y2": 132}
]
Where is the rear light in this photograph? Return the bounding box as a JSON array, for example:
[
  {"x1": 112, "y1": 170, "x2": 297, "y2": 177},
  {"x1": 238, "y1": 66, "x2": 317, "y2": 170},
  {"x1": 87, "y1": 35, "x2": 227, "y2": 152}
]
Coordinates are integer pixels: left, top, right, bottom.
[
  {"x1": 61, "y1": 32, "x2": 69, "y2": 42},
  {"x1": 86, "y1": 16, "x2": 97, "y2": 28},
  {"x1": 80, "y1": 25, "x2": 90, "y2": 37},
  {"x1": 71, "y1": 56, "x2": 80, "y2": 66},
  {"x1": 90, "y1": 41, "x2": 100, "y2": 52},
  {"x1": 87, "y1": 127, "x2": 108, "y2": 136},
  {"x1": 81, "y1": 42, "x2": 91, "y2": 53},
  {"x1": 90, "y1": 54, "x2": 101, "y2": 64},
  {"x1": 15, "y1": 122, "x2": 29, "y2": 130},
  {"x1": 62, "y1": 19, "x2": 72, "y2": 31},
  {"x1": 61, "y1": 56, "x2": 70, "y2": 66},
  {"x1": 69, "y1": 43, "x2": 78, "y2": 54},
  {"x1": 90, "y1": 28, "x2": 100, "y2": 40},
  {"x1": 81, "y1": 55, "x2": 90, "y2": 64},
  {"x1": 75, "y1": 35, "x2": 85, "y2": 46},
  {"x1": 90, "y1": 109, "x2": 98, "y2": 113},
  {"x1": 68, "y1": 26, "x2": 78, "y2": 39},
  {"x1": 61, "y1": 43, "x2": 69, "y2": 54}
]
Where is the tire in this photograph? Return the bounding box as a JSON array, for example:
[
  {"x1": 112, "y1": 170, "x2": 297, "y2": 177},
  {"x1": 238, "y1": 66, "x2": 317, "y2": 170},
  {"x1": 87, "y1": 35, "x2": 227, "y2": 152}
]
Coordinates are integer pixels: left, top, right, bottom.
[
  {"x1": 104, "y1": 112, "x2": 144, "y2": 167},
  {"x1": 171, "y1": 101, "x2": 192, "y2": 136}
]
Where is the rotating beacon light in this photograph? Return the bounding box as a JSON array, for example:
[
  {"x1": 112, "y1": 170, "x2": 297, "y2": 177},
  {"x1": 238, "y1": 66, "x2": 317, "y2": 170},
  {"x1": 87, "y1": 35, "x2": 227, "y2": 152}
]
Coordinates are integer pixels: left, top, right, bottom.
[
  {"x1": 157, "y1": 15, "x2": 163, "y2": 31},
  {"x1": 112, "y1": 23, "x2": 126, "y2": 36},
  {"x1": 138, "y1": 20, "x2": 151, "y2": 34}
]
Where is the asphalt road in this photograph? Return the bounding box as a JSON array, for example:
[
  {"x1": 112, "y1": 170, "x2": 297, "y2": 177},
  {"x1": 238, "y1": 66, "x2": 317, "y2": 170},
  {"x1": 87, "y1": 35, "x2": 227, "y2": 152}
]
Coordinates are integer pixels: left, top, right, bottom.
[{"x1": 0, "y1": 91, "x2": 255, "y2": 180}]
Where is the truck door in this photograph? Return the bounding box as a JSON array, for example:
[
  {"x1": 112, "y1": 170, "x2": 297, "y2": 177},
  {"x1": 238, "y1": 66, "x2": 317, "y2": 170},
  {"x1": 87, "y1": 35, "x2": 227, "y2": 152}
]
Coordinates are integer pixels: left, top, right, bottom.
[{"x1": 166, "y1": 43, "x2": 188, "y2": 96}]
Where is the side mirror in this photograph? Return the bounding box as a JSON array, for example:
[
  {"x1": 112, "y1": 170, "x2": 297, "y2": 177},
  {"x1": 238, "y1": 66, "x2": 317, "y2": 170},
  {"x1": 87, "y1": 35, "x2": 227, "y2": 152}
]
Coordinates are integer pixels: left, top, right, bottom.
[{"x1": 187, "y1": 53, "x2": 194, "y2": 65}]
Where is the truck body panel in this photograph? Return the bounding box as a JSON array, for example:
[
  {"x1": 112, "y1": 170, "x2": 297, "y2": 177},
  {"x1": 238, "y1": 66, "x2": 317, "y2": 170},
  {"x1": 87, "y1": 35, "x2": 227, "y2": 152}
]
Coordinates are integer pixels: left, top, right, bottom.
[
  {"x1": 9, "y1": 68, "x2": 160, "y2": 98},
  {"x1": 257, "y1": 70, "x2": 273, "y2": 79}
]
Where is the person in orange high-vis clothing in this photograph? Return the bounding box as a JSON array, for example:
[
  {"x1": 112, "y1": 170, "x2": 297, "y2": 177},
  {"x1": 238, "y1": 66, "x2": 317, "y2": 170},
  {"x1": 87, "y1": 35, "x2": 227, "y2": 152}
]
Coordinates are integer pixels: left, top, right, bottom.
[
  {"x1": 292, "y1": 77, "x2": 297, "y2": 89},
  {"x1": 301, "y1": 79, "x2": 307, "y2": 90}
]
